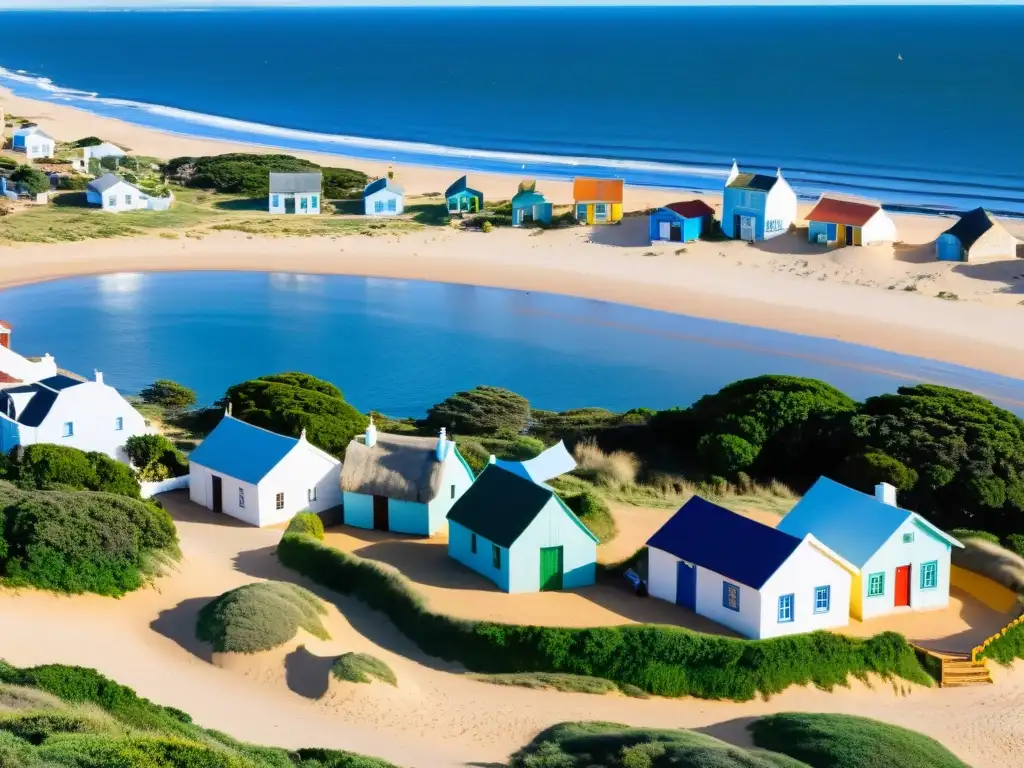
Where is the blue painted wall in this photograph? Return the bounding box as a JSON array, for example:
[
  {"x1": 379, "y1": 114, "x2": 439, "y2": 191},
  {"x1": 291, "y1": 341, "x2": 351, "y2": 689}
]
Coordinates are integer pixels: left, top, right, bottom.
[
  {"x1": 12, "y1": 135, "x2": 25, "y2": 149},
  {"x1": 507, "y1": 496, "x2": 597, "y2": 592},
  {"x1": 808, "y1": 220, "x2": 829, "y2": 243},
  {"x1": 649, "y1": 209, "x2": 705, "y2": 242},
  {"x1": 388, "y1": 498, "x2": 430, "y2": 534},
  {"x1": 447, "y1": 189, "x2": 483, "y2": 212},
  {"x1": 721, "y1": 187, "x2": 766, "y2": 239},
  {"x1": 936, "y1": 233, "x2": 963, "y2": 261},
  {"x1": 448, "y1": 520, "x2": 510, "y2": 591},
  {"x1": 342, "y1": 491, "x2": 374, "y2": 528}
]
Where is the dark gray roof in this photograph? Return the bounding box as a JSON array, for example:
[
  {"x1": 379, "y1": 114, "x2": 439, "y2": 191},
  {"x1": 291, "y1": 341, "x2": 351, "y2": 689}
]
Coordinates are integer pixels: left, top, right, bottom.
[
  {"x1": 87, "y1": 173, "x2": 134, "y2": 194},
  {"x1": 942, "y1": 207, "x2": 994, "y2": 250},
  {"x1": 727, "y1": 172, "x2": 779, "y2": 192},
  {"x1": 269, "y1": 172, "x2": 322, "y2": 194},
  {"x1": 1, "y1": 375, "x2": 84, "y2": 427},
  {"x1": 363, "y1": 177, "x2": 404, "y2": 197}
]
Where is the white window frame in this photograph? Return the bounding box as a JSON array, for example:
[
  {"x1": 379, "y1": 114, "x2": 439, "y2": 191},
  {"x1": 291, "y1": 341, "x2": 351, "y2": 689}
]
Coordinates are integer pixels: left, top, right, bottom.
[
  {"x1": 115, "y1": 416, "x2": 123, "y2": 431},
  {"x1": 62, "y1": 421, "x2": 74, "y2": 437}
]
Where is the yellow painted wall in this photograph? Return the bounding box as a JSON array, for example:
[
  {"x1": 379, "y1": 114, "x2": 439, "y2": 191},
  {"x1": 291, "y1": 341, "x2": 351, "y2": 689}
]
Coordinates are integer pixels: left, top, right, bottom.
[
  {"x1": 836, "y1": 224, "x2": 847, "y2": 245},
  {"x1": 611, "y1": 203, "x2": 623, "y2": 222},
  {"x1": 951, "y1": 565, "x2": 1019, "y2": 613},
  {"x1": 586, "y1": 204, "x2": 594, "y2": 225},
  {"x1": 853, "y1": 227, "x2": 862, "y2": 246},
  {"x1": 850, "y1": 572, "x2": 863, "y2": 620}
]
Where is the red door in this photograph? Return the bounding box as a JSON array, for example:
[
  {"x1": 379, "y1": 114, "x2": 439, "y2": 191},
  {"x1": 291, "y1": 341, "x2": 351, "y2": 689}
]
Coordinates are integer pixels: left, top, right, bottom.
[{"x1": 894, "y1": 565, "x2": 911, "y2": 607}]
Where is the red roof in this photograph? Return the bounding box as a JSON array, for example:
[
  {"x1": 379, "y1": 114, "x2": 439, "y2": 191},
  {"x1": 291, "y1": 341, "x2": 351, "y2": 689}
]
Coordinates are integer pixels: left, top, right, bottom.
[
  {"x1": 665, "y1": 200, "x2": 715, "y2": 219},
  {"x1": 0, "y1": 372, "x2": 20, "y2": 384},
  {"x1": 806, "y1": 196, "x2": 882, "y2": 227},
  {"x1": 573, "y1": 177, "x2": 624, "y2": 203}
]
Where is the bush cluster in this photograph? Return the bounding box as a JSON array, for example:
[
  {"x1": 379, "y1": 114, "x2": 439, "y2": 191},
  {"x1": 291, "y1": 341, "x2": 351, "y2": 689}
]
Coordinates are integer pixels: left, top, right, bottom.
[
  {"x1": 277, "y1": 532, "x2": 930, "y2": 700},
  {"x1": 425, "y1": 385, "x2": 530, "y2": 436},
  {"x1": 556, "y1": 484, "x2": 617, "y2": 543},
  {"x1": 0, "y1": 482, "x2": 178, "y2": 596},
  {"x1": 330, "y1": 653, "x2": 396, "y2": 687},
  {"x1": 139, "y1": 379, "x2": 197, "y2": 410},
  {"x1": 162, "y1": 153, "x2": 367, "y2": 199},
  {"x1": 285, "y1": 512, "x2": 325, "y2": 541},
  {"x1": 7, "y1": 444, "x2": 141, "y2": 498},
  {"x1": 125, "y1": 435, "x2": 189, "y2": 482}
]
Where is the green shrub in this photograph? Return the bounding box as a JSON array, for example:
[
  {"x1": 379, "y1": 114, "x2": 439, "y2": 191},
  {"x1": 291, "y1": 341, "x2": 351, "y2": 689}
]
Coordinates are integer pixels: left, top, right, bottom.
[
  {"x1": 425, "y1": 385, "x2": 530, "y2": 436},
  {"x1": 978, "y1": 621, "x2": 1024, "y2": 664},
  {"x1": 697, "y1": 433, "x2": 758, "y2": 476},
  {"x1": 73, "y1": 137, "x2": 104, "y2": 148},
  {"x1": 86, "y1": 452, "x2": 142, "y2": 498},
  {"x1": 99, "y1": 155, "x2": 119, "y2": 172},
  {"x1": 10, "y1": 166, "x2": 50, "y2": 195},
  {"x1": 285, "y1": 512, "x2": 325, "y2": 541},
  {"x1": 560, "y1": 490, "x2": 616, "y2": 543},
  {"x1": 321, "y1": 167, "x2": 369, "y2": 199},
  {"x1": 196, "y1": 582, "x2": 329, "y2": 653},
  {"x1": 139, "y1": 380, "x2": 197, "y2": 410},
  {"x1": 1005, "y1": 533, "x2": 1024, "y2": 559},
  {"x1": 57, "y1": 175, "x2": 90, "y2": 191},
  {"x1": 330, "y1": 653, "x2": 396, "y2": 686},
  {"x1": 277, "y1": 532, "x2": 930, "y2": 700},
  {"x1": 481, "y1": 220, "x2": 493, "y2": 233},
  {"x1": 750, "y1": 713, "x2": 969, "y2": 768},
  {"x1": 0, "y1": 156, "x2": 18, "y2": 170},
  {"x1": 0, "y1": 483, "x2": 177, "y2": 596},
  {"x1": 0, "y1": 710, "x2": 120, "y2": 745},
  {"x1": 840, "y1": 450, "x2": 919, "y2": 493},
  {"x1": 292, "y1": 747, "x2": 399, "y2": 767},
  {"x1": 13, "y1": 445, "x2": 141, "y2": 498},
  {"x1": 124, "y1": 435, "x2": 188, "y2": 481},
  {"x1": 949, "y1": 528, "x2": 1000, "y2": 545}
]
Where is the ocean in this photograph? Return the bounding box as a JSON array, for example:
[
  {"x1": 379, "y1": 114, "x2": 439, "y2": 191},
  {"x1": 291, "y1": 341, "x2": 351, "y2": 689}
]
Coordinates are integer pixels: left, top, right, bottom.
[
  {"x1": 0, "y1": 6, "x2": 1022, "y2": 213},
  {"x1": 2, "y1": 272, "x2": 1023, "y2": 416}
]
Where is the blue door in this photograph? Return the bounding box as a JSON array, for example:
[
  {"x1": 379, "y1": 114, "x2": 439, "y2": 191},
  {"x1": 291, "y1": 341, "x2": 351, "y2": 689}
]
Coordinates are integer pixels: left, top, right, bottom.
[{"x1": 676, "y1": 561, "x2": 696, "y2": 609}]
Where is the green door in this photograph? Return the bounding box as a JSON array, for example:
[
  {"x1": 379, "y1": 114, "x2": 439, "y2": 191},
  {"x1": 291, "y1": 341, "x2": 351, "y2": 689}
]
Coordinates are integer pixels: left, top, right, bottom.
[{"x1": 539, "y1": 546, "x2": 564, "y2": 591}]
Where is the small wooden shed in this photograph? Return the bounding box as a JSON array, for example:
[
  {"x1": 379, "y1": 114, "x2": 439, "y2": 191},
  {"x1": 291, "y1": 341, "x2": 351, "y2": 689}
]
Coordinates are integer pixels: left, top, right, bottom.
[
  {"x1": 363, "y1": 177, "x2": 405, "y2": 217},
  {"x1": 511, "y1": 180, "x2": 552, "y2": 227},
  {"x1": 445, "y1": 175, "x2": 483, "y2": 214},
  {"x1": 649, "y1": 200, "x2": 715, "y2": 243}
]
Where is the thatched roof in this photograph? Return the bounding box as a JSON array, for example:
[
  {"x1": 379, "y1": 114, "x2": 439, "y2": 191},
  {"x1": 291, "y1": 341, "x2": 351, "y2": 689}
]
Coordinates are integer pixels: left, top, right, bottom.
[{"x1": 340, "y1": 433, "x2": 448, "y2": 503}]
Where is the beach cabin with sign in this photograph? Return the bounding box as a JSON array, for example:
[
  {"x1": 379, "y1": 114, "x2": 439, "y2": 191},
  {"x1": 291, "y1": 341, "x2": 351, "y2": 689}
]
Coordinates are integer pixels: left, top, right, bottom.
[
  {"x1": 646, "y1": 496, "x2": 856, "y2": 639},
  {"x1": 777, "y1": 477, "x2": 963, "y2": 621},
  {"x1": 340, "y1": 420, "x2": 474, "y2": 536},
  {"x1": 12, "y1": 126, "x2": 54, "y2": 160},
  {"x1": 573, "y1": 177, "x2": 624, "y2": 225},
  {"x1": 936, "y1": 207, "x2": 1019, "y2": 263},
  {"x1": 363, "y1": 177, "x2": 404, "y2": 217},
  {"x1": 268, "y1": 172, "x2": 321, "y2": 215},
  {"x1": 721, "y1": 161, "x2": 797, "y2": 241},
  {"x1": 446, "y1": 465, "x2": 598, "y2": 593},
  {"x1": 511, "y1": 180, "x2": 553, "y2": 227},
  {"x1": 649, "y1": 200, "x2": 715, "y2": 243},
  {"x1": 188, "y1": 411, "x2": 341, "y2": 528},
  {"x1": 445, "y1": 175, "x2": 483, "y2": 215},
  {"x1": 805, "y1": 194, "x2": 896, "y2": 247}
]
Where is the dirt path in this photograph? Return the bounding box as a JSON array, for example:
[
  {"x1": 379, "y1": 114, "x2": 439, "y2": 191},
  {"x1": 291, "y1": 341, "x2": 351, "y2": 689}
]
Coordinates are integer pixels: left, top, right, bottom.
[{"x1": 0, "y1": 492, "x2": 1021, "y2": 768}]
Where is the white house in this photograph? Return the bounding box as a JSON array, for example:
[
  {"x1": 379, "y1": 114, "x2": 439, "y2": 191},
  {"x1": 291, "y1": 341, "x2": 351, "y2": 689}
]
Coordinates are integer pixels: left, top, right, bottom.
[
  {"x1": 805, "y1": 194, "x2": 897, "y2": 247},
  {"x1": 86, "y1": 173, "x2": 172, "y2": 212},
  {"x1": 777, "y1": 478, "x2": 964, "y2": 622},
  {"x1": 81, "y1": 142, "x2": 126, "y2": 162},
  {"x1": 12, "y1": 126, "x2": 55, "y2": 160},
  {"x1": 0, "y1": 321, "x2": 58, "y2": 385},
  {"x1": 188, "y1": 410, "x2": 341, "y2": 527},
  {"x1": 721, "y1": 161, "x2": 798, "y2": 241},
  {"x1": 268, "y1": 172, "x2": 321, "y2": 215},
  {"x1": 0, "y1": 370, "x2": 153, "y2": 462},
  {"x1": 646, "y1": 496, "x2": 856, "y2": 639},
  {"x1": 362, "y1": 177, "x2": 404, "y2": 217},
  {"x1": 340, "y1": 421, "x2": 474, "y2": 535}
]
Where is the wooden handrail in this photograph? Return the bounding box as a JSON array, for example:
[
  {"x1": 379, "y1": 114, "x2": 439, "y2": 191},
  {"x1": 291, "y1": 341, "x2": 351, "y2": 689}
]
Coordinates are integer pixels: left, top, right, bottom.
[{"x1": 972, "y1": 613, "x2": 1024, "y2": 662}]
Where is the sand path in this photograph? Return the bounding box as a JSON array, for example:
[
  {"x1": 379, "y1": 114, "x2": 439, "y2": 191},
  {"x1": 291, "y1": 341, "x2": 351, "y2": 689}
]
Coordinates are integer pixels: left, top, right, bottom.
[{"x1": 0, "y1": 492, "x2": 1019, "y2": 767}]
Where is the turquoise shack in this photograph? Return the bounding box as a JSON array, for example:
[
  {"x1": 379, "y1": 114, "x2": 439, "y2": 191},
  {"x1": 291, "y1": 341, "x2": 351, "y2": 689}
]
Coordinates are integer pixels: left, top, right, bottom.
[
  {"x1": 511, "y1": 180, "x2": 553, "y2": 227},
  {"x1": 446, "y1": 465, "x2": 598, "y2": 592},
  {"x1": 445, "y1": 175, "x2": 483, "y2": 215},
  {"x1": 648, "y1": 200, "x2": 714, "y2": 243}
]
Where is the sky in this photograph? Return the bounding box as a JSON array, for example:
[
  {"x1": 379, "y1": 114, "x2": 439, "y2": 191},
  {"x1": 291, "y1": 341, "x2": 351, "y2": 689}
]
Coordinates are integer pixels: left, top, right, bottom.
[{"x1": 0, "y1": 0, "x2": 1021, "y2": 7}]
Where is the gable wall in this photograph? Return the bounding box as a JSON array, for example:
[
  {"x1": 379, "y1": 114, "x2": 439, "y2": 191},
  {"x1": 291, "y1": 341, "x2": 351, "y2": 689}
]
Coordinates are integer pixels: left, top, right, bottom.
[
  {"x1": 33, "y1": 382, "x2": 149, "y2": 461},
  {"x1": 426, "y1": 449, "x2": 476, "y2": 534},
  {"x1": 509, "y1": 496, "x2": 596, "y2": 593},
  {"x1": 189, "y1": 463, "x2": 261, "y2": 526},
  {"x1": 759, "y1": 540, "x2": 852, "y2": 637},
  {"x1": 259, "y1": 444, "x2": 341, "y2": 526}
]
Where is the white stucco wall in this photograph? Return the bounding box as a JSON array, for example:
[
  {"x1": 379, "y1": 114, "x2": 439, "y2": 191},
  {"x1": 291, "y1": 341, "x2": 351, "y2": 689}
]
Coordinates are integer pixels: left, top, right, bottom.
[
  {"x1": 364, "y1": 188, "x2": 404, "y2": 216},
  {"x1": 83, "y1": 143, "x2": 126, "y2": 161},
  {"x1": 859, "y1": 517, "x2": 953, "y2": 621},
  {"x1": 861, "y1": 210, "x2": 898, "y2": 245},
  {"x1": 969, "y1": 225, "x2": 1019, "y2": 262},
  {"x1": 257, "y1": 443, "x2": 341, "y2": 526},
  {"x1": 189, "y1": 463, "x2": 260, "y2": 525},
  {"x1": 758, "y1": 540, "x2": 852, "y2": 638},
  {"x1": 0, "y1": 346, "x2": 57, "y2": 384},
  {"x1": 647, "y1": 545, "x2": 682, "y2": 603},
  {"x1": 94, "y1": 181, "x2": 147, "y2": 213},
  {"x1": 763, "y1": 178, "x2": 798, "y2": 240},
  {"x1": 695, "y1": 565, "x2": 762, "y2": 638},
  {"x1": 23, "y1": 135, "x2": 54, "y2": 159}
]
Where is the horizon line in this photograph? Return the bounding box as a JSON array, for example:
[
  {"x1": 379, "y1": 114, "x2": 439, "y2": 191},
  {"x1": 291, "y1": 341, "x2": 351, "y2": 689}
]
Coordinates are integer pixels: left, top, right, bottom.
[{"x1": 2, "y1": 0, "x2": 1023, "y2": 8}]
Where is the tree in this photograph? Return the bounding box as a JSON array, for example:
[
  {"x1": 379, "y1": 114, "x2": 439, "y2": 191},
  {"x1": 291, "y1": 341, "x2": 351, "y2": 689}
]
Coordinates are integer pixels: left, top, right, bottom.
[
  {"x1": 87, "y1": 158, "x2": 101, "y2": 177},
  {"x1": 850, "y1": 385, "x2": 1024, "y2": 534},
  {"x1": 10, "y1": 165, "x2": 50, "y2": 195},
  {"x1": 99, "y1": 155, "x2": 119, "y2": 172},
  {"x1": 697, "y1": 433, "x2": 758, "y2": 477},
  {"x1": 840, "y1": 450, "x2": 919, "y2": 494},
  {"x1": 139, "y1": 379, "x2": 197, "y2": 410},
  {"x1": 125, "y1": 434, "x2": 188, "y2": 481},
  {"x1": 223, "y1": 372, "x2": 367, "y2": 458},
  {"x1": 73, "y1": 136, "x2": 103, "y2": 147},
  {"x1": 321, "y1": 167, "x2": 369, "y2": 199},
  {"x1": 424, "y1": 386, "x2": 530, "y2": 436}
]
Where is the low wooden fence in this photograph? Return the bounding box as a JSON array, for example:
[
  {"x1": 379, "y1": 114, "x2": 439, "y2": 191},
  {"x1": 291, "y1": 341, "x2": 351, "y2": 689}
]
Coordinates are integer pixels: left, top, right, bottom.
[{"x1": 972, "y1": 612, "x2": 1024, "y2": 662}]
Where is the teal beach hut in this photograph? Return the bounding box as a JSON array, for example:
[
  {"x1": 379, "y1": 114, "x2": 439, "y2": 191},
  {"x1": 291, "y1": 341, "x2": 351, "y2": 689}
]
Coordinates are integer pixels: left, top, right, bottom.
[
  {"x1": 445, "y1": 175, "x2": 483, "y2": 215},
  {"x1": 649, "y1": 200, "x2": 714, "y2": 243},
  {"x1": 446, "y1": 465, "x2": 598, "y2": 593},
  {"x1": 511, "y1": 180, "x2": 553, "y2": 227}
]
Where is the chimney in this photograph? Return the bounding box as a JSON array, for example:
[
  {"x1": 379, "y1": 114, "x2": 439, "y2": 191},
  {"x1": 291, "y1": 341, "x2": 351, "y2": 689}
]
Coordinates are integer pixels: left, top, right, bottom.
[
  {"x1": 225, "y1": 402, "x2": 232, "y2": 418},
  {"x1": 776, "y1": 167, "x2": 783, "y2": 178},
  {"x1": 94, "y1": 369, "x2": 103, "y2": 385},
  {"x1": 875, "y1": 482, "x2": 897, "y2": 506},
  {"x1": 299, "y1": 428, "x2": 307, "y2": 441},
  {"x1": 726, "y1": 159, "x2": 739, "y2": 187},
  {"x1": 0, "y1": 321, "x2": 9, "y2": 350},
  {"x1": 365, "y1": 415, "x2": 377, "y2": 448},
  {"x1": 436, "y1": 427, "x2": 447, "y2": 462},
  {"x1": 488, "y1": 454, "x2": 497, "y2": 465}
]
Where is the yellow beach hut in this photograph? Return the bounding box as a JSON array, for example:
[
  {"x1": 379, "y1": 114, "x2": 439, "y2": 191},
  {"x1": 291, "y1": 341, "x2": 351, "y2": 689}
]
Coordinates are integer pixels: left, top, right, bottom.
[{"x1": 573, "y1": 177, "x2": 624, "y2": 225}]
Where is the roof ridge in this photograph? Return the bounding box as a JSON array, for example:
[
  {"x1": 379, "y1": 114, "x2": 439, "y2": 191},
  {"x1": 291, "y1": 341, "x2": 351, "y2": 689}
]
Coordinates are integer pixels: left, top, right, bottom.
[{"x1": 222, "y1": 413, "x2": 299, "y2": 443}]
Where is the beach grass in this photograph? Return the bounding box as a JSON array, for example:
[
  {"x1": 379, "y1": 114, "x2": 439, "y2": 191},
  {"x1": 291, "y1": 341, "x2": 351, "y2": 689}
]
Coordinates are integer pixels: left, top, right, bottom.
[
  {"x1": 195, "y1": 582, "x2": 329, "y2": 654},
  {"x1": 471, "y1": 672, "x2": 649, "y2": 697},
  {"x1": 330, "y1": 653, "x2": 397, "y2": 686}
]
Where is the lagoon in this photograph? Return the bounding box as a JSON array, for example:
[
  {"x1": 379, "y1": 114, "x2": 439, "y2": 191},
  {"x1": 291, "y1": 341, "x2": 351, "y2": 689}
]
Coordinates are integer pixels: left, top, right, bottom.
[{"x1": 1, "y1": 271, "x2": 1022, "y2": 417}]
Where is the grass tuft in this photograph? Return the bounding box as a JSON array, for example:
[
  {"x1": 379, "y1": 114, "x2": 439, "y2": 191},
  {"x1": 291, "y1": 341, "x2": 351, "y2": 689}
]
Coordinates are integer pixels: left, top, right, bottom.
[
  {"x1": 330, "y1": 653, "x2": 397, "y2": 687},
  {"x1": 471, "y1": 672, "x2": 650, "y2": 698},
  {"x1": 196, "y1": 582, "x2": 329, "y2": 654}
]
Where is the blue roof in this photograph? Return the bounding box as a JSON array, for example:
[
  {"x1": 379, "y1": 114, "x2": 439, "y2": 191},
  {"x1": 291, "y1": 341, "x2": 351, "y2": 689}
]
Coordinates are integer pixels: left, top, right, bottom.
[
  {"x1": 647, "y1": 496, "x2": 802, "y2": 589},
  {"x1": 776, "y1": 477, "x2": 915, "y2": 568},
  {"x1": 363, "y1": 177, "x2": 404, "y2": 197},
  {"x1": 445, "y1": 175, "x2": 481, "y2": 198},
  {"x1": 512, "y1": 189, "x2": 548, "y2": 208},
  {"x1": 188, "y1": 416, "x2": 300, "y2": 485}
]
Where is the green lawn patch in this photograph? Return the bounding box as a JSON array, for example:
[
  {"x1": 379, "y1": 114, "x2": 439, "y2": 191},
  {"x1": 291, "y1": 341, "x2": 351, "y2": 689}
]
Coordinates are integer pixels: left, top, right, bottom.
[
  {"x1": 276, "y1": 532, "x2": 931, "y2": 701},
  {"x1": 330, "y1": 653, "x2": 396, "y2": 687},
  {"x1": 196, "y1": 582, "x2": 329, "y2": 654},
  {"x1": 749, "y1": 713, "x2": 970, "y2": 768},
  {"x1": 471, "y1": 672, "x2": 649, "y2": 698}
]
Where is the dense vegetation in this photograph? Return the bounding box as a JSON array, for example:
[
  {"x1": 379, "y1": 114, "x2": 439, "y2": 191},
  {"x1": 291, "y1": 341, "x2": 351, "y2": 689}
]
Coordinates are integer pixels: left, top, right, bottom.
[
  {"x1": 10, "y1": 165, "x2": 50, "y2": 195},
  {"x1": 285, "y1": 511, "x2": 325, "y2": 541},
  {"x1": 124, "y1": 434, "x2": 189, "y2": 481},
  {"x1": 330, "y1": 653, "x2": 396, "y2": 686},
  {"x1": 196, "y1": 582, "x2": 329, "y2": 654},
  {"x1": 425, "y1": 385, "x2": 531, "y2": 436},
  {"x1": 0, "y1": 661, "x2": 399, "y2": 767},
  {"x1": 277, "y1": 529, "x2": 930, "y2": 700},
  {"x1": 3, "y1": 444, "x2": 141, "y2": 498},
  {"x1": 163, "y1": 153, "x2": 368, "y2": 199},
  {"x1": 750, "y1": 713, "x2": 970, "y2": 768},
  {"x1": 223, "y1": 372, "x2": 369, "y2": 458},
  {"x1": 139, "y1": 379, "x2": 197, "y2": 410},
  {"x1": 0, "y1": 482, "x2": 178, "y2": 596}
]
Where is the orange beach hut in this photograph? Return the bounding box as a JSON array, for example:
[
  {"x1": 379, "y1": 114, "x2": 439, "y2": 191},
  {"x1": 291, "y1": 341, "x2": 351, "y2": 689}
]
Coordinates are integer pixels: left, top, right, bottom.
[{"x1": 573, "y1": 177, "x2": 624, "y2": 225}]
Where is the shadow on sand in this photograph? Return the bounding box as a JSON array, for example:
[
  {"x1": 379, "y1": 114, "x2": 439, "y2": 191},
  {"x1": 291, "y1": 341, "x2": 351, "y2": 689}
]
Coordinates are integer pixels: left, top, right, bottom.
[
  {"x1": 150, "y1": 596, "x2": 216, "y2": 663},
  {"x1": 284, "y1": 645, "x2": 335, "y2": 699},
  {"x1": 694, "y1": 717, "x2": 760, "y2": 748},
  {"x1": 586, "y1": 216, "x2": 650, "y2": 247},
  {"x1": 952, "y1": 258, "x2": 1024, "y2": 294}
]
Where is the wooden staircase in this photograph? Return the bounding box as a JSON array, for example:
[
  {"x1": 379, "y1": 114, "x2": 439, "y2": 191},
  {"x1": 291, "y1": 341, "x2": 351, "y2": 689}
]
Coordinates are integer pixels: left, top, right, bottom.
[{"x1": 938, "y1": 652, "x2": 992, "y2": 687}]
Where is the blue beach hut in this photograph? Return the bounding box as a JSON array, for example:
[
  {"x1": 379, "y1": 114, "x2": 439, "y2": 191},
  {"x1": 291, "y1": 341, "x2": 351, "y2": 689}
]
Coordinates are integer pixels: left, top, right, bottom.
[
  {"x1": 511, "y1": 180, "x2": 552, "y2": 227},
  {"x1": 363, "y1": 177, "x2": 405, "y2": 217},
  {"x1": 649, "y1": 200, "x2": 715, "y2": 243},
  {"x1": 445, "y1": 175, "x2": 483, "y2": 215},
  {"x1": 446, "y1": 465, "x2": 598, "y2": 593},
  {"x1": 935, "y1": 207, "x2": 1018, "y2": 263}
]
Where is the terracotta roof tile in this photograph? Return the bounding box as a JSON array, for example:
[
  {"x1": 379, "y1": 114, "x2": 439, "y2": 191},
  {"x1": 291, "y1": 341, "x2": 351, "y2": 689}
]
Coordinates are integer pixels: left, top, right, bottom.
[
  {"x1": 573, "y1": 177, "x2": 624, "y2": 203},
  {"x1": 806, "y1": 196, "x2": 882, "y2": 227}
]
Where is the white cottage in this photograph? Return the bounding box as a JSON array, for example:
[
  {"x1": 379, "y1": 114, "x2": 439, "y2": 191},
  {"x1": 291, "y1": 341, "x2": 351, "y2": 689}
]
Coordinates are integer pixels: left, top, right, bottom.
[
  {"x1": 805, "y1": 194, "x2": 897, "y2": 247},
  {"x1": 777, "y1": 478, "x2": 963, "y2": 621},
  {"x1": 646, "y1": 496, "x2": 856, "y2": 639},
  {"x1": 0, "y1": 371, "x2": 153, "y2": 463},
  {"x1": 12, "y1": 126, "x2": 55, "y2": 160},
  {"x1": 721, "y1": 161, "x2": 798, "y2": 241},
  {"x1": 86, "y1": 174, "x2": 151, "y2": 212},
  {"x1": 268, "y1": 172, "x2": 321, "y2": 215},
  {"x1": 363, "y1": 177, "x2": 404, "y2": 217},
  {"x1": 81, "y1": 142, "x2": 126, "y2": 162},
  {"x1": 188, "y1": 411, "x2": 341, "y2": 527}
]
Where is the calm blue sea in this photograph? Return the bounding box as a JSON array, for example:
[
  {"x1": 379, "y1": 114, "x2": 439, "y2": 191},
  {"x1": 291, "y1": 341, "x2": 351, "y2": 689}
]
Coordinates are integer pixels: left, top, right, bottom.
[
  {"x1": 0, "y1": 6, "x2": 1022, "y2": 213},
  {"x1": 2, "y1": 273, "x2": 1022, "y2": 417}
]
